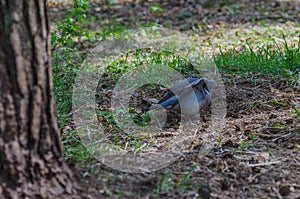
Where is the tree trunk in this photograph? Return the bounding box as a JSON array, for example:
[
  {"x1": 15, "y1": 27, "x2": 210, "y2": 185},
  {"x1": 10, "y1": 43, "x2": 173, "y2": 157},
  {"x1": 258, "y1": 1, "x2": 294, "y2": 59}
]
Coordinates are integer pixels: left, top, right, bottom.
[{"x1": 0, "y1": 0, "x2": 76, "y2": 198}]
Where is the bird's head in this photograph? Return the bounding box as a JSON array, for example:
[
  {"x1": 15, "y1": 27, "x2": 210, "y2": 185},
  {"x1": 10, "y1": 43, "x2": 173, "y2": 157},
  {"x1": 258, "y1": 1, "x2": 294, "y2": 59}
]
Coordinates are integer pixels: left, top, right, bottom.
[{"x1": 203, "y1": 79, "x2": 216, "y2": 93}]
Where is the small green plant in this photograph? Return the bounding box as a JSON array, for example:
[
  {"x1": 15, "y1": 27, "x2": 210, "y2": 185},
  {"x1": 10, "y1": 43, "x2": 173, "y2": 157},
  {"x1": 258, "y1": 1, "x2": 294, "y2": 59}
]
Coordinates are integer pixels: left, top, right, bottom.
[
  {"x1": 98, "y1": 111, "x2": 117, "y2": 127},
  {"x1": 239, "y1": 141, "x2": 249, "y2": 151},
  {"x1": 124, "y1": 134, "x2": 140, "y2": 149},
  {"x1": 124, "y1": 134, "x2": 151, "y2": 152},
  {"x1": 150, "y1": 4, "x2": 164, "y2": 14},
  {"x1": 51, "y1": 0, "x2": 90, "y2": 129},
  {"x1": 156, "y1": 173, "x2": 172, "y2": 193},
  {"x1": 239, "y1": 132, "x2": 259, "y2": 151},
  {"x1": 216, "y1": 137, "x2": 223, "y2": 147},
  {"x1": 182, "y1": 164, "x2": 197, "y2": 184},
  {"x1": 273, "y1": 122, "x2": 285, "y2": 128},
  {"x1": 249, "y1": 132, "x2": 258, "y2": 144},
  {"x1": 62, "y1": 130, "x2": 93, "y2": 163},
  {"x1": 51, "y1": 0, "x2": 90, "y2": 47}
]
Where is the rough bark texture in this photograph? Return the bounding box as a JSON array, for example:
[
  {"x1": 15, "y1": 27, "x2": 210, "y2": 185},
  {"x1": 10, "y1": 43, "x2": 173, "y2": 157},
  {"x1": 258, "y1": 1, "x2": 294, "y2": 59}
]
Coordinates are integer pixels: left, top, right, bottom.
[{"x1": 0, "y1": 0, "x2": 76, "y2": 198}]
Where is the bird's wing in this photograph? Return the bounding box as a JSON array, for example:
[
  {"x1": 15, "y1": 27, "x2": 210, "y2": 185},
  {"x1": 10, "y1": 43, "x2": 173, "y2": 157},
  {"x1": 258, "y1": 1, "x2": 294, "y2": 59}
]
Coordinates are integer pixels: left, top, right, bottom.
[
  {"x1": 177, "y1": 78, "x2": 206, "y2": 100},
  {"x1": 172, "y1": 78, "x2": 202, "y2": 92},
  {"x1": 157, "y1": 95, "x2": 179, "y2": 109},
  {"x1": 178, "y1": 78, "x2": 211, "y2": 108},
  {"x1": 157, "y1": 89, "x2": 176, "y2": 104},
  {"x1": 156, "y1": 78, "x2": 207, "y2": 108},
  {"x1": 159, "y1": 78, "x2": 203, "y2": 102},
  {"x1": 186, "y1": 78, "x2": 206, "y2": 89}
]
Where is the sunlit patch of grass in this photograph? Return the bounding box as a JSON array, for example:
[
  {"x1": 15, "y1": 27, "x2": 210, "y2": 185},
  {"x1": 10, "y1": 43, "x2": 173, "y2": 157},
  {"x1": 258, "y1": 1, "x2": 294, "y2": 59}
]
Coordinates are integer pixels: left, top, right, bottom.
[
  {"x1": 103, "y1": 48, "x2": 202, "y2": 82},
  {"x1": 213, "y1": 36, "x2": 300, "y2": 82}
]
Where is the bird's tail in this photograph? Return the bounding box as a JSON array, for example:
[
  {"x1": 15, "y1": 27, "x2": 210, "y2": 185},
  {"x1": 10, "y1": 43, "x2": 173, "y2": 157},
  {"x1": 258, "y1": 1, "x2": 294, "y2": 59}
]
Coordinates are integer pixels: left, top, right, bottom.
[{"x1": 144, "y1": 104, "x2": 164, "y2": 112}]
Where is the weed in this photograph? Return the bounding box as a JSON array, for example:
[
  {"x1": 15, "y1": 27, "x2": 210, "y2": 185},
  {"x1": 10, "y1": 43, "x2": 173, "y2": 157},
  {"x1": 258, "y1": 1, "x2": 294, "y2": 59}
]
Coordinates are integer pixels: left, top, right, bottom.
[
  {"x1": 156, "y1": 173, "x2": 172, "y2": 193},
  {"x1": 182, "y1": 164, "x2": 197, "y2": 184},
  {"x1": 216, "y1": 137, "x2": 223, "y2": 147},
  {"x1": 150, "y1": 3, "x2": 164, "y2": 14},
  {"x1": 239, "y1": 132, "x2": 259, "y2": 151}
]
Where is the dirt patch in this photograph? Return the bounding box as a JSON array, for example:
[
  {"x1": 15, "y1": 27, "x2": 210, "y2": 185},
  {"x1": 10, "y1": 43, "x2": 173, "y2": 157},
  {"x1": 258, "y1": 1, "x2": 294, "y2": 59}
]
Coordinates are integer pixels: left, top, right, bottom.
[{"x1": 69, "y1": 75, "x2": 300, "y2": 199}]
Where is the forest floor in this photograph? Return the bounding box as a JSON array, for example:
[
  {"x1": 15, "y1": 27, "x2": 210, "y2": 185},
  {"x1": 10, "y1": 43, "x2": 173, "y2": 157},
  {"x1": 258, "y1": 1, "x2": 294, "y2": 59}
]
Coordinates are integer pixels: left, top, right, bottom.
[{"x1": 48, "y1": 0, "x2": 300, "y2": 198}]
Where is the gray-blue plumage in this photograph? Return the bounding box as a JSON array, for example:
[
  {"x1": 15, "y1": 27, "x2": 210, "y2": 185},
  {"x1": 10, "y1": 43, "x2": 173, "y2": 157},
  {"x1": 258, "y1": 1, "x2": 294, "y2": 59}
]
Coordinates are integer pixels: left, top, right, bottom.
[{"x1": 148, "y1": 78, "x2": 214, "y2": 116}]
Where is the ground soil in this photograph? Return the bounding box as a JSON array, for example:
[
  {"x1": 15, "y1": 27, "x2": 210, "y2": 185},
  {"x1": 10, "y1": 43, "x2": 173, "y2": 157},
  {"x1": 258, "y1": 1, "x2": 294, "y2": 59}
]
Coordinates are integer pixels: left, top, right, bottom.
[
  {"x1": 48, "y1": 1, "x2": 300, "y2": 198},
  {"x1": 72, "y1": 76, "x2": 300, "y2": 199}
]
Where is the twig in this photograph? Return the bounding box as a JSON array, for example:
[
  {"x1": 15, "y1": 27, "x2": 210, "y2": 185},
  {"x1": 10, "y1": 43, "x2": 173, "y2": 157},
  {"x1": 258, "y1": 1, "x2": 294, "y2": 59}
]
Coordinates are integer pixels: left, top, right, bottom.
[{"x1": 247, "y1": 161, "x2": 281, "y2": 167}]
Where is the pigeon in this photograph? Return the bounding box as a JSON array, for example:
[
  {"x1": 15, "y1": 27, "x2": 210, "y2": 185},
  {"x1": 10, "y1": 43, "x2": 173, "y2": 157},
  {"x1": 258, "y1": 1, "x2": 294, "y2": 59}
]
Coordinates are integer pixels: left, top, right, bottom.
[{"x1": 147, "y1": 78, "x2": 214, "y2": 116}]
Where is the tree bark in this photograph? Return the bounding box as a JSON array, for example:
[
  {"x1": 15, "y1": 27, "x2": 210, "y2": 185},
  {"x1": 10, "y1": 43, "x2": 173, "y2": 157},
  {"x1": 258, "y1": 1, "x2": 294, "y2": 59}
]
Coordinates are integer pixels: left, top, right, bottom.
[{"x1": 0, "y1": 0, "x2": 76, "y2": 198}]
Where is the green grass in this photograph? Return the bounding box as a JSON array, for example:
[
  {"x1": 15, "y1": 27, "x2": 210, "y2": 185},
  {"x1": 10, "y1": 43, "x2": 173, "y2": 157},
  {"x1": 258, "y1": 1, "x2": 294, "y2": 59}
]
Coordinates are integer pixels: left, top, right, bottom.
[
  {"x1": 155, "y1": 165, "x2": 211, "y2": 197},
  {"x1": 62, "y1": 130, "x2": 94, "y2": 164},
  {"x1": 51, "y1": 0, "x2": 299, "y2": 162},
  {"x1": 53, "y1": 33, "x2": 299, "y2": 161},
  {"x1": 214, "y1": 36, "x2": 300, "y2": 83},
  {"x1": 103, "y1": 49, "x2": 202, "y2": 82},
  {"x1": 51, "y1": 0, "x2": 90, "y2": 130}
]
